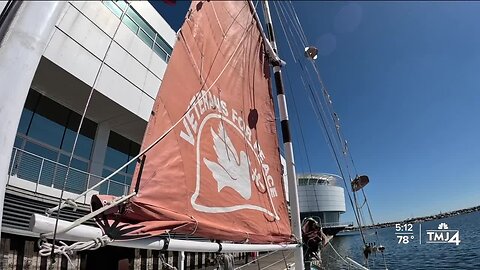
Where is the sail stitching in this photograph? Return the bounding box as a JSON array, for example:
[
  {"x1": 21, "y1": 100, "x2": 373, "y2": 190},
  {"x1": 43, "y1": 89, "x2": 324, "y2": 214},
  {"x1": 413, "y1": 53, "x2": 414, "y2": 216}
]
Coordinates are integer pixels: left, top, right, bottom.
[
  {"x1": 37, "y1": 1, "x2": 299, "y2": 260},
  {"x1": 135, "y1": 2, "x2": 255, "y2": 194},
  {"x1": 211, "y1": 1, "x2": 226, "y2": 37},
  {"x1": 43, "y1": 2, "x2": 274, "y2": 245},
  {"x1": 45, "y1": 2, "x2": 254, "y2": 216}
]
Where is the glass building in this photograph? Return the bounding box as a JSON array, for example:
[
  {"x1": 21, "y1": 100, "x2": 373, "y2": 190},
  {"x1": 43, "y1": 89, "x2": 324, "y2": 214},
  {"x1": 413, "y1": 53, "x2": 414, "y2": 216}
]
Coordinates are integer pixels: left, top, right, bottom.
[{"x1": 0, "y1": 1, "x2": 181, "y2": 269}]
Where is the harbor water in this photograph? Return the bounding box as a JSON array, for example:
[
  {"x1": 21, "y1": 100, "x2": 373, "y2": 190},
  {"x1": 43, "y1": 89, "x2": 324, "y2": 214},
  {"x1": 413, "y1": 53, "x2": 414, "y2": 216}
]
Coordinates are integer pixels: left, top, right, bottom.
[{"x1": 322, "y1": 211, "x2": 480, "y2": 269}]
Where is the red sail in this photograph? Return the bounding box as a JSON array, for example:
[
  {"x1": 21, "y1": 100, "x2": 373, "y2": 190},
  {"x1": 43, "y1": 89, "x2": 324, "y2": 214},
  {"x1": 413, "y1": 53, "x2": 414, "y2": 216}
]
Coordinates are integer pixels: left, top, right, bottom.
[{"x1": 92, "y1": 1, "x2": 292, "y2": 244}]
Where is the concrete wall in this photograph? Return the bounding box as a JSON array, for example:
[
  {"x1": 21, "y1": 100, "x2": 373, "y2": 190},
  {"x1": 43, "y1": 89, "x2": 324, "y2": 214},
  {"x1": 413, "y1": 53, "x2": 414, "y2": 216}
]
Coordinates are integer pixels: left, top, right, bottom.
[
  {"x1": 5, "y1": 0, "x2": 176, "y2": 205},
  {"x1": 43, "y1": 1, "x2": 174, "y2": 122}
]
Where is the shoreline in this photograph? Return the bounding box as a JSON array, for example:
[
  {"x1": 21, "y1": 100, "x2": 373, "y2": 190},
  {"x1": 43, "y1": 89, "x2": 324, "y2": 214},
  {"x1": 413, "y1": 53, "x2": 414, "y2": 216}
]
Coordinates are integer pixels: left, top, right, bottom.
[{"x1": 350, "y1": 205, "x2": 480, "y2": 230}]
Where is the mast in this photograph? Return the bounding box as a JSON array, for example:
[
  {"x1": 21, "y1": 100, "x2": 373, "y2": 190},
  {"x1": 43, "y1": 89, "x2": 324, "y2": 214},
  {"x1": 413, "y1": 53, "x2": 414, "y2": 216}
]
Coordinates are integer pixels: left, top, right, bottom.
[
  {"x1": 261, "y1": 1, "x2": 305, "y2": 269},
  {"x1": 31, "y1": 0, "x2": 306, "y2": 261}
]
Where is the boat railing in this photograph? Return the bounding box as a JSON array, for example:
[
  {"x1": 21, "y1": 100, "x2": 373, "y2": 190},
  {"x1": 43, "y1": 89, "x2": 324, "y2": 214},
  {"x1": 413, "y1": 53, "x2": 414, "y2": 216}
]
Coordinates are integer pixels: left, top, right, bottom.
[
  {"x1": 8, "y1": 147, "x2": 131, "y2": 203},
  {"x1": 321, "y1": 221, "x2": 354, "y2": 228}
]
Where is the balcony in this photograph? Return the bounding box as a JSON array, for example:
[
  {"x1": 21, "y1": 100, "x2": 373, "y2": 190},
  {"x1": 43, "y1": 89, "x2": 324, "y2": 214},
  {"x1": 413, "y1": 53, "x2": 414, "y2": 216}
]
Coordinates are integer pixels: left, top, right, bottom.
[
  {"x1": 8, "y1": 147, "x2": 130, "y2": 203},
  {"x1": 102, "y1": 0, "x2": 173, "y2": 63}
]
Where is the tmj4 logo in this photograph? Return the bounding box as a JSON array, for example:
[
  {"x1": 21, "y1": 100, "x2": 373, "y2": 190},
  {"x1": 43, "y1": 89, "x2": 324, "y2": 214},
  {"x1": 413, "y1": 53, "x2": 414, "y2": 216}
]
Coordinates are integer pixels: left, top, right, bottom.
[{"x1": 426, "y1": 222, "x2": 460, "y2": 245}]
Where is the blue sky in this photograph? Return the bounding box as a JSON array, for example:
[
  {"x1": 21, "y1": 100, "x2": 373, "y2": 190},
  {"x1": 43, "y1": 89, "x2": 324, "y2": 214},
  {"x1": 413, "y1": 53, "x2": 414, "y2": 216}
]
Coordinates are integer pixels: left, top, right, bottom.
[{"x1": 152, "y1": 1, "x2": 480, "y2": 223}]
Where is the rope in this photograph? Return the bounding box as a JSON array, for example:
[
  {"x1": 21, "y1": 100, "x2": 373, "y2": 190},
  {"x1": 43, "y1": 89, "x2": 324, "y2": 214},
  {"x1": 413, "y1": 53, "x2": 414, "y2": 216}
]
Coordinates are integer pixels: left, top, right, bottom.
[
  {"x1": 272, "y1": 0, "x2": 381, "y2": 253},
  {"x1": 42, "y1": 192, "x2": 136, "y2": 238},
  {"x1": 248, "y1": 1, "x2": 282, "y2": 64},
  {"x1": 307, "y1": 31, "x2": 390, "y2": 270},
  {"x1": 274, "y1": 2, "x2": 365, "y2": 243},
  {"x1": 275, "y1": 0, "x2": 370, "y2": 245},
  {"x1": 326, "y1": 242, "x2": 349, "y2": 265},
  {"x1": 304, "y1": 68, "x2": 367, "y2": 245},
  {"x1": 271, "y1": 1, "x2": 296, "y2": 62},
  {"x1": 285, "y1": 1, "x2": 309, "y2": 46},
  {"x1": 326, "y1": 242, "x2": 374, "y2": 270},
  {"x1": 159, "y1": 253, "x2": 177, "y2": 270},
  {"x1": 217, "y1": 253, "x2": 235, "y2": 270},
  {"x1": 38, "y1": 235, "x2": 112, "y2": 266},
  {"x1": 189, "y1": 215, "x2": 199, "y2": 235},
  {"x1": 48, "y1": 2, "x2": 131, "y2": 265},
  {"x1": 234, "y1": 250, "x2": 279, "y2": 270},
  {"x1": 261, "y1": 250, "x2": 294, "y2": 270},
  {"x1": 275, "y1": 1, "x2": 307, "y2": 50},
  {"x1": 307, "y1": 59, "x2": 374, "y2": 241},
  {"x1": 289, "y1": 88, "x2": 323, "y2": 215},
  {"x1": 42, "y1": 2, "x2": 274, "y2": 251},
  {"x1": 281, "y1": 250, "x2": 290, "y2": 269},
  {"x1": 46, "y1": 0, "x2": 257, "y2": 216},
  {"x1": 64, "y1": 198, "x2": 78, "y2": 212},
  {"x1": 284, "y1": 66, "x2": 313, "y2": 177}
]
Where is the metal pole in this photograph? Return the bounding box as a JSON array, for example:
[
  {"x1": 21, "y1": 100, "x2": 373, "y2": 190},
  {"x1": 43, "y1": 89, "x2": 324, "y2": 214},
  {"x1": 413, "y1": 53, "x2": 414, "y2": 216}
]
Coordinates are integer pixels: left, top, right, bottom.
[
  {"x1": 261, "y1": 1, "x2": 305, "y2": 269},
  {"x1": 179, "y1": 251, "x2": 185, "y2": 270},
  {"x1": 0, "y1": 1, "x2": 67, "y2": 238},
  {"x1": 37, "y1": 159, "x2": 45, "y2": 193},
  {"x1": 31, "y1": 213, "x2": 299, "y2": 252},
  {"x1": 7, "y1": 149, "x2": 17, "y2": 184}
]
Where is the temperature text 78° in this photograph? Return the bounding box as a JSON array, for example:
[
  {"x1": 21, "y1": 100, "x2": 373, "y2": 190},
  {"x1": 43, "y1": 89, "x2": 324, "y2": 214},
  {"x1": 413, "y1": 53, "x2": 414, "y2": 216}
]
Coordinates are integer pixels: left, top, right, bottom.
[
  {"x1": 397, "y1": 235, "x2": 414, "y2": 244},
  {"x1": 395, "y1": 223, "x2": 415, "y2": 244}
]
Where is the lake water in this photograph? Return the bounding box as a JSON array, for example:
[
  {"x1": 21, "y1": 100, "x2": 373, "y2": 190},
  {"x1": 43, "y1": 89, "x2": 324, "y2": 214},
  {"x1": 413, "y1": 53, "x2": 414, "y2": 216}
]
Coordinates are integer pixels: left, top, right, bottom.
[{"x1": 321, "y1": 211, "x2": 480, "y2": 269}]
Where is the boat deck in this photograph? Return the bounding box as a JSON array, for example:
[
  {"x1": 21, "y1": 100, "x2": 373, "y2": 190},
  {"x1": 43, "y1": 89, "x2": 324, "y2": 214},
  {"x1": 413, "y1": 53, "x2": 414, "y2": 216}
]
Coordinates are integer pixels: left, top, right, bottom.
[{"x1": 232, "y1": 251, "x2": 295, "y2": 270}]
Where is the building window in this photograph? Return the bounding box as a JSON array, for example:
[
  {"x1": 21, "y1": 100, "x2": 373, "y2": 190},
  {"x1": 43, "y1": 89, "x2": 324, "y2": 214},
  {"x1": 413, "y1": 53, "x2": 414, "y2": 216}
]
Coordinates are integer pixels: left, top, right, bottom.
[
  {"x1": 101, "y1": 131, "x2": 140, "y2": 196},
  {"x1": 11, "y1": 90, "x2": 97, "y2": 193},
  {"x1": 102, "y1": 0, "x2": 173, "y2": 62}
]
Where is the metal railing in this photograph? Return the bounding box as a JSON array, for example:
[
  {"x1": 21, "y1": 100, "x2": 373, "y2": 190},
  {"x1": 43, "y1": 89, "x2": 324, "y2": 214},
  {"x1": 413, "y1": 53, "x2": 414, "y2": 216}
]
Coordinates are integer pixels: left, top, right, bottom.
[
  {"x1": 321, "y1": 221, "x2": 354, "y2": 228},
  {"x1": 8, "y1": 147, "x2": 130, "y2": 200},
  {"x1": 101, "y1": 0, "x2": 172, "y2": 62}
]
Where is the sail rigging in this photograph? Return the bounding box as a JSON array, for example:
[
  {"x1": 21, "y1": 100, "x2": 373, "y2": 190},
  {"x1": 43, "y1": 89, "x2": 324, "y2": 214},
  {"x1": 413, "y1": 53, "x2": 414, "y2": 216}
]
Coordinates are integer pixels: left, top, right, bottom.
[
  {"x1": 88, "y1": 0, "x2": 293, "y2": 244},
  {"x1": 27, "y1": 1, "x2": 387, "y2": 269},
  {"x1": 270, "y1": 1, "x2": 388, "y2": 268}
]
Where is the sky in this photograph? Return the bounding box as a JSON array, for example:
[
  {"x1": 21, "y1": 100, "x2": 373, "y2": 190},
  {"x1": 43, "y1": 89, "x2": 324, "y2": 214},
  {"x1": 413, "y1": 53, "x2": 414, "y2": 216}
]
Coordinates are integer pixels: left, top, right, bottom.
[{"x1": 151, "y1": 1, "x2": 480, "y2": 224}]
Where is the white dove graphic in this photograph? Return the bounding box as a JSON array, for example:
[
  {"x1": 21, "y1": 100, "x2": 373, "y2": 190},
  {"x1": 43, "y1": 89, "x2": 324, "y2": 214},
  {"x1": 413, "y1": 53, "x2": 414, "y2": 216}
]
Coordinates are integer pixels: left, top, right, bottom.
[{"x1": 203, "y1": 124, "x2": 252, "y2": 200}]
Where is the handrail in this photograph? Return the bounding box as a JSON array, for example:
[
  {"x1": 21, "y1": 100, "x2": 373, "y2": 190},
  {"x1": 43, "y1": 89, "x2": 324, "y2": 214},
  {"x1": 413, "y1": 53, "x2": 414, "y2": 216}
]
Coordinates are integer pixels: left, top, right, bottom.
[
  {"x1": 322, "y1": 222, "x2": 354, "y2": 227},
  {"x1": 11, "y1": 147, "x2": 97, "y2": 176},
  {"x1": 8, "y1": 147, "x2": 131, "y2": 199}
]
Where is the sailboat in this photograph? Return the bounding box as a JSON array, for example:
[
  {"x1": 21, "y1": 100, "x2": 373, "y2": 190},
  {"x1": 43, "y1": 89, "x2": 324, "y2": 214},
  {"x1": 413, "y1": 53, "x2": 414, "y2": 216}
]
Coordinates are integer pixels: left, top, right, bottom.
[{"x1": 29, "y1": 1, "x2": 380, "y2": 269}]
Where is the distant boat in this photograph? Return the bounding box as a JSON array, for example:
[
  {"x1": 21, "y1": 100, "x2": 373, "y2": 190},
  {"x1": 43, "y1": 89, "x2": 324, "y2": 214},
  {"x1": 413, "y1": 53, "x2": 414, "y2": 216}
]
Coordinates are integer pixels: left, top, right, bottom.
[{"x1": 337, "y1": 229, "x2": 361, "y2": 237}]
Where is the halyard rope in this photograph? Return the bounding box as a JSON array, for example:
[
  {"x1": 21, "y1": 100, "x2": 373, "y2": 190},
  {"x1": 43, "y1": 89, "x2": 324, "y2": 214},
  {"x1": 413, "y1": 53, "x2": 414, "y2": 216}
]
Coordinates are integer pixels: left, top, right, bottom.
[
  {"x1": 46, "y1": 1, "x2": 262, "y2": 215},
  {"x1": 41, "y1": 1, "x2": 286, "y2": 251},
  {"x1": 271, "y1": 4, "x2": 390, "y2": 270},
  {"x1": 234, "y1": 250, "x2": 280, "y2": 270},
  {"x1": 41, "y1": 192, "x2": 136, "y2": 238},
  {"x1": 48, "y1": 1, "x2": 131, "y2": 266},
  {"x1": 46, "y1": 0, "x2": 278, "y2": 217},
  {"x1": 39, "y1": 235, "x2": 112, "y2": 266}
]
